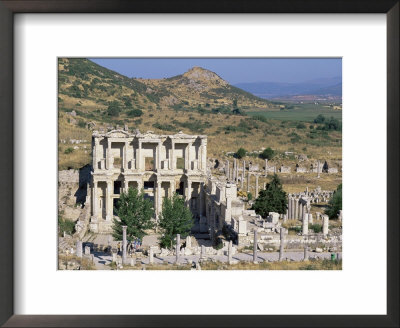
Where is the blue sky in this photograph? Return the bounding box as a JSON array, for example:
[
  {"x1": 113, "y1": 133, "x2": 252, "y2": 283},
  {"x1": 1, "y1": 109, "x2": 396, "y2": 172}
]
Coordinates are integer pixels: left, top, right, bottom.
[{"x1": 89, "y1": 58, "x2": 342, "y2": 84}]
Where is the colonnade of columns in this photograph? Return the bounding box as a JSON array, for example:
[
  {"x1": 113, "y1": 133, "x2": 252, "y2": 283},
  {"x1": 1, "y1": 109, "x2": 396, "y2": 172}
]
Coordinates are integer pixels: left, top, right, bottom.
[
  {"x1": 287, "y1": 196, "x2": 312, "y2": 221},
  {"x1": 225, "y1": 159, "x2": 262, "y2": 198},
  {"x1": 93, "y1": 136, "x2": 207, "y2": 173},
  {"x1": 92, "y1": 178, "x2": 205, "y2": 221}
]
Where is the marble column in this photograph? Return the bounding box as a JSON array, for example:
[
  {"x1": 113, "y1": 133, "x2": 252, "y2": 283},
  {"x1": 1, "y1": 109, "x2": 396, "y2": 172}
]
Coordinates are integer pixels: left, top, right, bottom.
[
  {"x1": 92, "y1": 180, "x2": 98, "y2": 219},
  {"x1": 137, "y1": 140, "x2": 142, "y2": 171},
  {"x1": 295, "y1": 199, "x2": 299, "y2": 220},
  {"x1": 253, "y1": 230, "x2": 258, "y2": 264},
  {"x1": 279, "y1": 228, "x2": 285, "y2": 261},
  {"x1": 124, "y1": 140, "x2": 129, "y2": 171},
  {"x1": 308, "y1": 213, "x2": 313, "y2": 225},
  {"x1": 157, "y1": 141, "x2": 162, "y2": 170},
  {"x1": 76, "y1": 240, "x2": 83, "y2": 258},
  {"x1": 122, "y1": 226, "x2": 127, "y2": 264},
  {"x1": 304, "y1": 246, "x2": 309, "y2": 261},
  {"x1": 247, "y1": 172, "x2": 251, "y2": 193},
  {"x1": 302, "y1": 213, "x2": 309, "y2": 235},
  {"x1": 106, "y1": 181, "x2": 113, "y2": 221},
  {"x1": 201, "y1": 139, "x2": 207, "y2": 172},
  {"x1": 241, "y1": 171, "x2": 244, "y2": 189},
  {"x1": 93, "y1": 138, "x2": 99, "y2": 170},
  {"x1": 185, "y1": 143, "x2": 190, "y2": 171},
  {"x1": 233, "y1": 159, "x2": 236, "y2": 181},
  {"x1": 187, "y1": 142, "x2": 192, "y2": 171},
  {"x1": 186, "y1": 180, "x2": 192, "y2": 206},
  {"x1": 317, "y1": 160, "x2": 320, "y2": 178},
  {"x1": 106, "y1": 138, "x2": 112, "y2": 170},
  {"x1": 322, "y1": 214, "x2": 329, "y2": 236},
  {"x1": 255, "y1": 175, "x2": 259, "y2": 198},
  {"x1": 288, "y1": 198, "x2": 292, "y2": 220},
  {"x1": 157, "y1": 181, "x2": 162, "y2": 215},
  {"x1": 170, "y1": 140, "x2": 175, "y2": 170},
  {"x1": 228, "y1": 240, "x2": 233, "y2": 265},
  {"x1": 149, "y1": 248, "x2": 154, "y2": 264},
  {"x1": 226, "y1": 160, "x2": 230, "y2": 179},
  {"x1": 235, "y1": 160, "x2": 239, "y2": 183},
  {"x1": 265, "y1": 159, "x2": 268, "y2": 175}
]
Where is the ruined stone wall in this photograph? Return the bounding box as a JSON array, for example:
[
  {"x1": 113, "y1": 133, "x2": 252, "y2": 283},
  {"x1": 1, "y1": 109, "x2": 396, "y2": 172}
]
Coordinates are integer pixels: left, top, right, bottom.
[{"x1": 58, "y1": 166, "x2": 91, "y2": 223}]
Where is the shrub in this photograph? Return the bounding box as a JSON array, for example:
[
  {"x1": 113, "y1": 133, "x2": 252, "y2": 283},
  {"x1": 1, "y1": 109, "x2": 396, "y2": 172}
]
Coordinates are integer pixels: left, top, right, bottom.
[
  {"x1": 64, "y1": 147, "x2": 74, "y2": 154},
  {"x1": 58, "y1": 217, "x2": 75, "y2": 236},
  {"x1": 127, "y1": 108, "x2": 143, "y2": 117},
  {"x1": 251, "y1": 115, "x2": 268, "y2": 123},
  {"x1": 309, "y1": 223, "x2": 322, "y2": 233},
  {"x1": 325, "y1": 184, "x2": 342, "y2": 219},
  {"x1": 289, "y1": 226, "x2": 302, "y2": 233},
  {"x1": 77, "y1": 120, "x2": 86, "y2": 128},
  {"x1": 296, "y1": 122, "x2": 306, "y2": 129},
  {"x1": 259, "y1": 147, "x2": 274, "y2": 160},
  {"x1": 106, "y1": 101, "x2": 121, "y2": 117},
  {"x1": 314, "y1": 114, "x2": 326, "y2": 124},
  {"x1": 235, "y1": 148, "x2": 247, "y2": 159}
]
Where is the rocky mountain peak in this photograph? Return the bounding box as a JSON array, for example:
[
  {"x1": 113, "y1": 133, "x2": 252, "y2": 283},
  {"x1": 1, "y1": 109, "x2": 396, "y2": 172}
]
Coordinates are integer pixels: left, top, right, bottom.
[{"x1": 183, "y1": 66, "x2": 228, "y2": 86}]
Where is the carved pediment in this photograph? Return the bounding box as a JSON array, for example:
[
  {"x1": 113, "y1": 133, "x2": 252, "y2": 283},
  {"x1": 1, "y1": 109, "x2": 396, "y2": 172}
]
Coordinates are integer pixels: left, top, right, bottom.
[{"x1": 105, "y1": 130, "x2": 130, "y2": 138}]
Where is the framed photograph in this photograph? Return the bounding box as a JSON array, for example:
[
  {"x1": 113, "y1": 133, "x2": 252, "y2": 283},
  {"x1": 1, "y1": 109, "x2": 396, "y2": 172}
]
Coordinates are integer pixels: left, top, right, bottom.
[{"x1": 0, "y1": 1, "x2": 398, "y2": 327}]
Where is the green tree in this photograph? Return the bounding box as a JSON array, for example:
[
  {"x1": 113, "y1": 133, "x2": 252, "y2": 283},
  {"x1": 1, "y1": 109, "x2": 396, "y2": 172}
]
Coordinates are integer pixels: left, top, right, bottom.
[
  {"x1": 325, "y1": 183, "x2": 342, "y2": 219},
  {"x1": 314, "y1": 114, "x2": 326, "y2": 124},
  {"x1": 159, "y1": 193, "x2": 194, "y2": 249},
  {"x1": 107, "y1": 100, "x2": 121, "y2": 117},
  {"x1": 252, "y1": 174, "x2": 287, "y2": 217},
  {"x1": 247, "y1": 192, "x2": 253, "y2": 201},
  {"x1": 112, "y1": 188, "x2": 154, "y2": 241},
  {"x1": 233, "y1": 98, "x2": 238, "y2": 109},
  {"x1": 259, "y1": 147, "x2": 274, "y2": 160},
  {"x1": 235, "y1": 147, "x2": 247, "y2": 159}
]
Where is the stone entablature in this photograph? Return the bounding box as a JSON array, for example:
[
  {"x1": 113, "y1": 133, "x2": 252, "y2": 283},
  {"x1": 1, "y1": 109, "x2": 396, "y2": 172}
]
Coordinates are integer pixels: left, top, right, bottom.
[{"x1": 92, "y1": 130, "x2": 207, "y2": 174}]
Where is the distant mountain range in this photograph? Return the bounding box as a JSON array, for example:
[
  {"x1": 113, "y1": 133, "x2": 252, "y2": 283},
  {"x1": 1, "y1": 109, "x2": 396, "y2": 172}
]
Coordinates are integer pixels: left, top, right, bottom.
[{"x1": 235, "y1": 76, "x2": 342, "y2": 102}]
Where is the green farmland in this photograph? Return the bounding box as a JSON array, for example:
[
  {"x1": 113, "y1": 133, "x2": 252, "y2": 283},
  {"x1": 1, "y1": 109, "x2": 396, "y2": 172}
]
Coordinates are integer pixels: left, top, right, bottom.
[{"x1": 247, "y1": 103, "x2": 342, "y2": 122}]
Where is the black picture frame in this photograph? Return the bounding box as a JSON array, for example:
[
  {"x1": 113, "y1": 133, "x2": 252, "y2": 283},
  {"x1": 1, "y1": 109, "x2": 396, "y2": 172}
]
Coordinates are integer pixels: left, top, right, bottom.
[{"x1": 0, "y1": 1, "x2": 398, "y2": 327}]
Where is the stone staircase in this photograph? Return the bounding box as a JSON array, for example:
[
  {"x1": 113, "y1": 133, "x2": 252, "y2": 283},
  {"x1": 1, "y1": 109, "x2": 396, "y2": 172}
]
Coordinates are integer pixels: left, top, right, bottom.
[{"x1": 74, "y1": 197, "x2": 91, "y2": 240}]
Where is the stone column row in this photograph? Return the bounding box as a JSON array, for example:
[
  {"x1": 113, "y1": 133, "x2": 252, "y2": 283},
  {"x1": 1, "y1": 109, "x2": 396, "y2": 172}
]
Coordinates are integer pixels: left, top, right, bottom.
[
  {"x1": 92, "y1": 180, "x2": 114, "y2": 221},
  {"x1": 287, "y1": 197, "x2": 312, "y2": 222}
]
